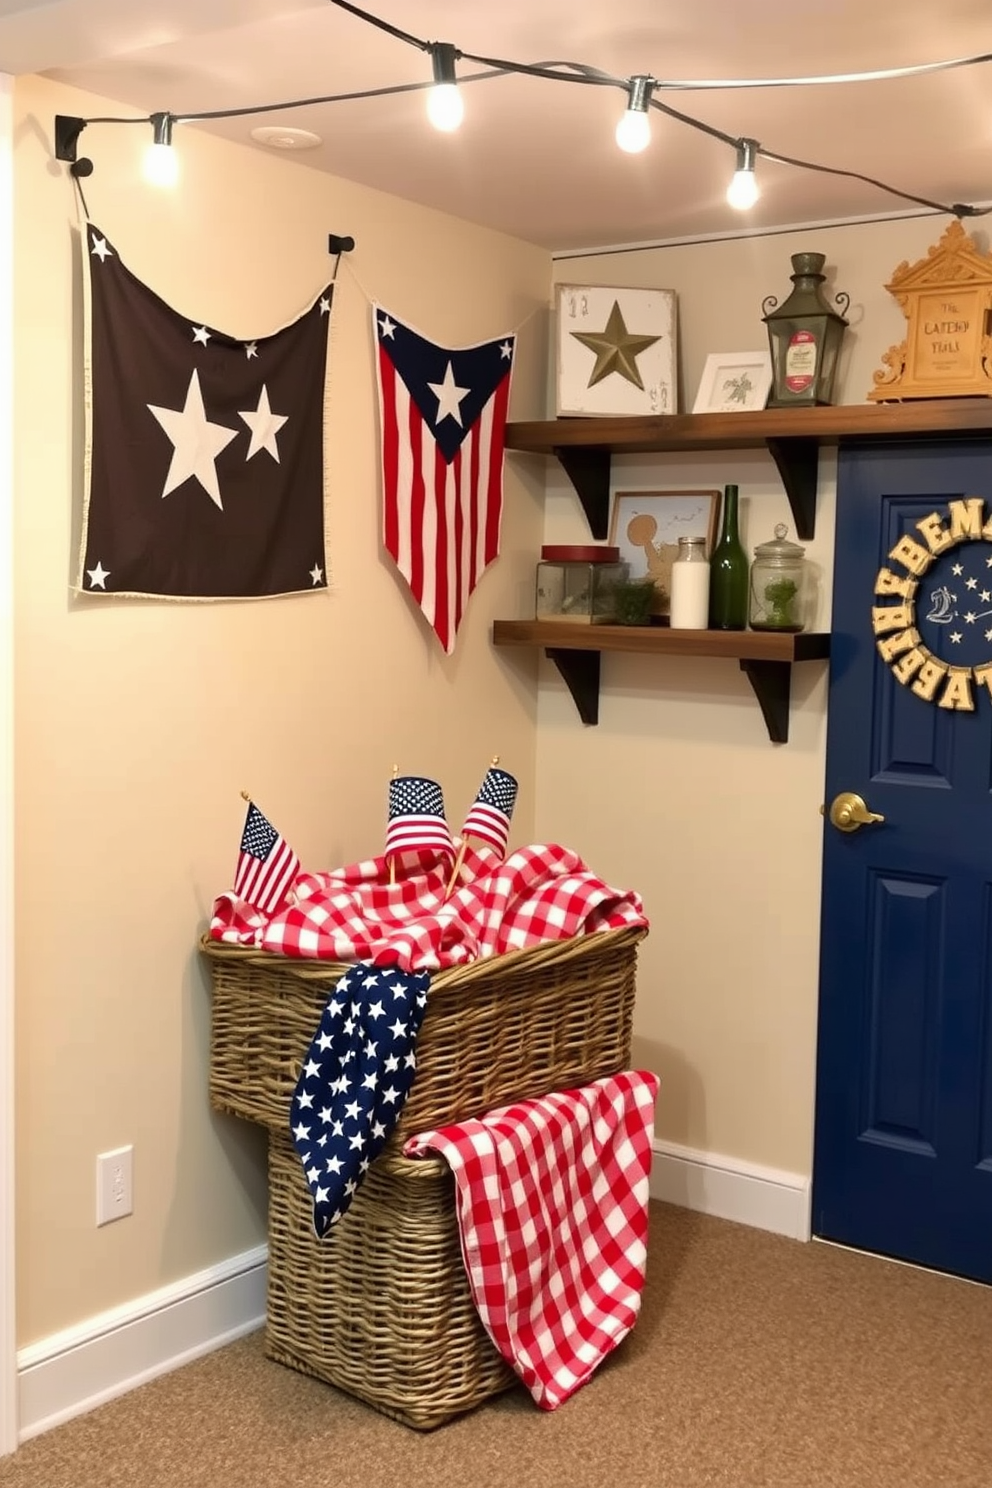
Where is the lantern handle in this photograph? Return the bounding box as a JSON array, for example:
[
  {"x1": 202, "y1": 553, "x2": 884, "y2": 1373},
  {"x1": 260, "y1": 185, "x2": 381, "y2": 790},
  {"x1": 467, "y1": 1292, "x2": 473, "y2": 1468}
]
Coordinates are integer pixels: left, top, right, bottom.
[{"x1": 761, "y1": 294, "x2": 780, "y2": 317}]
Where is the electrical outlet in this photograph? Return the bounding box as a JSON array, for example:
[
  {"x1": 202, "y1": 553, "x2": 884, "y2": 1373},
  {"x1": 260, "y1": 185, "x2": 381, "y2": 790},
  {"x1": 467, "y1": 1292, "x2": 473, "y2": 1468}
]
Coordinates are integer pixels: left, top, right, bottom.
[{"x1": 96, "y1": 1145, "x2": 133, "y2": 1226}]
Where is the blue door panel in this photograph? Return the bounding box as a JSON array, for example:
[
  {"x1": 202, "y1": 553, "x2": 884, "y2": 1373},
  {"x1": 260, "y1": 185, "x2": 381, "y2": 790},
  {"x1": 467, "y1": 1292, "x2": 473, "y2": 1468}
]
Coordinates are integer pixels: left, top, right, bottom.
[
  {"x1": 814, "y1": 439, "x2": 992, "y2": 1283},
  {"x1": 862, "y1": 872, "x2": 942, "y2": 1150}
]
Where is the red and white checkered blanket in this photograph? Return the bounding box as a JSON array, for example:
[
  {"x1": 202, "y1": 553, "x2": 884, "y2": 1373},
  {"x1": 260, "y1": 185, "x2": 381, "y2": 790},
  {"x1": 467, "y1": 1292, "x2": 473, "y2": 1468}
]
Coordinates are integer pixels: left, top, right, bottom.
[
  {"x1": 209, "y1": 842, "x2": 647, "y2": 967},
  {"x1": 403, "y1": 1070, "x2": 660, "y2": 1410}
]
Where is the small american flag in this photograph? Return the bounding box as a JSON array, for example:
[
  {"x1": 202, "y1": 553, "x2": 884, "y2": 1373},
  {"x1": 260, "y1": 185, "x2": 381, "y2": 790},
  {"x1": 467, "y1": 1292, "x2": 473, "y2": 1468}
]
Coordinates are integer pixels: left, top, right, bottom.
[
  {"x1": 373, "y1": 304, "x2": 514, "y2": 654},
  {"x1": 462, "y1": 766, "x2": 518, "y2": 856},
  {"x1": 385, "y1": 775, "x2": 454, "y2": 862},
  {"x1": 234, "y1": 801, "x2": 300, "y2": 913}
]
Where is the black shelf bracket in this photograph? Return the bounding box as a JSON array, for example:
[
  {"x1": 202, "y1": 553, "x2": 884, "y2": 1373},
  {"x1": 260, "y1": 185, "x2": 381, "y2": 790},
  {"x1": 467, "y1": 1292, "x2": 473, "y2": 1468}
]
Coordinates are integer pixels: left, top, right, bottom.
[
  {"x1": 553, "y1": 447, "x2": 611, "y2": 539},
  {"x1": 739, "y1": 659, "x2": 792, "y2": 744},
  {"x1": 531, "y1": 641, "x2": 807, "y2": 740},
  {"x1": 546, "y1": 648, "x2": 601, "y2": 724},
  {"x1": 765, "y1": 437, "x2": 819, "y2": 540}
]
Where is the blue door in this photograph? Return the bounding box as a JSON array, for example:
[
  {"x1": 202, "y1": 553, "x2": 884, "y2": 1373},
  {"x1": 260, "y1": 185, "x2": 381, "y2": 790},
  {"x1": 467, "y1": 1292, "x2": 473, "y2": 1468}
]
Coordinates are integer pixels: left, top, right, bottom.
[{"x1": 813, "y1": 439, "x2": 992, "y2": 1283}]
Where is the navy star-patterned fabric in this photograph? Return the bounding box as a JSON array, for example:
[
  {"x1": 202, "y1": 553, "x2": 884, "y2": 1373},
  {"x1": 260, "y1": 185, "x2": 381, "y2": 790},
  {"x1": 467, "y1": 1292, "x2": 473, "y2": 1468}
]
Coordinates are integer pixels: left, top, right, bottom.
[{"x1": 290, "y1": 961, "x2": 431, "y2": 1236}]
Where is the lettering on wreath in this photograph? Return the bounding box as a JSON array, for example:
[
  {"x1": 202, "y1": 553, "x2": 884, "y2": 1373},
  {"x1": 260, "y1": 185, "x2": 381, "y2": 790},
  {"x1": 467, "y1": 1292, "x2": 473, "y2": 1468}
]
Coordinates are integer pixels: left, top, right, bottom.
[{"x1": 873, "y1": 497, "x2": 992, "y2": 711}]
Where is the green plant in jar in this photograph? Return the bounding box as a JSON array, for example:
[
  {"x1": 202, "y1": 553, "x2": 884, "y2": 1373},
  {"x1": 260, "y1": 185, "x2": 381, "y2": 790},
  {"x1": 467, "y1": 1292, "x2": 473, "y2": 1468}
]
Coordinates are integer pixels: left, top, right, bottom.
[{"x1": 762, "y1": 576, "x2": 799, "y2": 629}]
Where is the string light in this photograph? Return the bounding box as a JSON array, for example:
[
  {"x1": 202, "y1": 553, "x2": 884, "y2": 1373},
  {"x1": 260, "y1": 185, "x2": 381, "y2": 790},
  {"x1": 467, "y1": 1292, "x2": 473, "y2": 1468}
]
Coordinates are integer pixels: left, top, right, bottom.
[
  {"x1": 50, "y1": 0, "x2": 992, "y2": 223},
  {"x1": 615, "y1": 76, "x2": 654, "y2": 154},
  {"x1": 142, "y1": 112, "x2": 179, "y2": 188},
  {"x1": 426, "y1": 42, "x2": 464, "y2": 132},
  {"x1": 726, "y1": 138, "x2": 760, "y2": 210}
]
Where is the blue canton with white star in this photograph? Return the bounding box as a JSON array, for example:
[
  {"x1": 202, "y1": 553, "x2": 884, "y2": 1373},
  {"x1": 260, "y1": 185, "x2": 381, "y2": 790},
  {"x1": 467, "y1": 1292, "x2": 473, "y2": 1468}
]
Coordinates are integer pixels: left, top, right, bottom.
[
  {"x1": 917, "y1": 546, "x2": 992, "y2": 669},
  {"x1": 290, "y1": 962, "x2": 430, "y2": 1237},
  {"x1": 376, "y1": 310, "x2": 514, "y2": 464}
]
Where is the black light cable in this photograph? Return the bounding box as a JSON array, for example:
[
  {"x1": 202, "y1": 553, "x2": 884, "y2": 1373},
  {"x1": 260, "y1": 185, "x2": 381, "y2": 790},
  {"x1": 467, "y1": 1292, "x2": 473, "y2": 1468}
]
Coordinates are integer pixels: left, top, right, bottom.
[{"x1": 50, "y1": 0, "x2": 992, "y2": 223}]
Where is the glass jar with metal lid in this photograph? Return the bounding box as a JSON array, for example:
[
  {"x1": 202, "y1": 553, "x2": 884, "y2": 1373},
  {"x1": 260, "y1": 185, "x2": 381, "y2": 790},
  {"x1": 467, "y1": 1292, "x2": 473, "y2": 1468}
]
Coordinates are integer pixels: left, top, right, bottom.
[{"x1": 748, "y1": 523, "x2": 809, "y2": 632}]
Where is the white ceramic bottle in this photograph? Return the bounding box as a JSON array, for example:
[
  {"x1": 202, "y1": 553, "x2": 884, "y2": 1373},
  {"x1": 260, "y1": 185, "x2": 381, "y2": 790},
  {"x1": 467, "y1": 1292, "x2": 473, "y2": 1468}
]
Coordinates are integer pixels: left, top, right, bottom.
[{"x1": 669, "y1": 535, "x2": 710, "y2": 629}]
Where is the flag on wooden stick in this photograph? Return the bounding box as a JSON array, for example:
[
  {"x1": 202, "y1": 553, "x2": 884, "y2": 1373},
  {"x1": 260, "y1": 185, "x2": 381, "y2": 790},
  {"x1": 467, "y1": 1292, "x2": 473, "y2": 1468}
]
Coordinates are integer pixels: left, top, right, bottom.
[
  {"x1": 385, "y1": 775, "x2": 455, "y2": 863},
  {"x1": 462, "y1": 765, "x2": 518, "y2": 857},
  {"x1": 373, "y1": 304, "x2": 515, "y2": 654},
  {"x1": 234, "y1": 801, "x2": 300, "y2": 914}
]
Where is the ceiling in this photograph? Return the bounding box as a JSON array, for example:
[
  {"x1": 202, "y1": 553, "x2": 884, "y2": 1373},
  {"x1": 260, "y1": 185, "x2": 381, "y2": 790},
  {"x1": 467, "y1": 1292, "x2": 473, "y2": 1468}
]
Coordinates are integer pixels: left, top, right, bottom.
[{"x1": 3, "y1": 0, "x2": 991, "y2": 252}]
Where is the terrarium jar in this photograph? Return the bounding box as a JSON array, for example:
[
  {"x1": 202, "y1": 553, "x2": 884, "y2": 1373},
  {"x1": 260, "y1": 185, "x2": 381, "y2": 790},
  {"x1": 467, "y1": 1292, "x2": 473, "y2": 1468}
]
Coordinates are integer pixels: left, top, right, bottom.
[
  {"x1": 535, "y1": 544, "x2": 628, "y2": 624},
  {"x1": 748, "y1": 523, "x2": 809, "y2": 632}
]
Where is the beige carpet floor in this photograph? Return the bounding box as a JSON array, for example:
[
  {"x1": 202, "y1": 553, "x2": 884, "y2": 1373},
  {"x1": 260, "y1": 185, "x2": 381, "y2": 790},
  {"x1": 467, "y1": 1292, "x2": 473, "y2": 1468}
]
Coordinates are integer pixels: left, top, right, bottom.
[{"x1": 3, "y1": 1201, "x2": 992, "y2": 1488}]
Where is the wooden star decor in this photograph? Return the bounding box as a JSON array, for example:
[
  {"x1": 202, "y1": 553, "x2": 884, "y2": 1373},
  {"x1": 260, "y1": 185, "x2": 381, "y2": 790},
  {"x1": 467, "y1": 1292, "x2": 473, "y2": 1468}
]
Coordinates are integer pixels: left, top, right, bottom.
[{"x1": 556, "y1": 284, "x2": 678, "y2": 417}]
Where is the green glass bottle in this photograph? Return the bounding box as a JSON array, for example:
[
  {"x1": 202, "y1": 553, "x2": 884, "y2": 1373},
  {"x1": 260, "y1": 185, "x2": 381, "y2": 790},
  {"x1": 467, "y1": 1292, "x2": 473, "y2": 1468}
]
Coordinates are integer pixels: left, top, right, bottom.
[{"x1": 708, "y1": 484, "x2": 748, "y2": 630}]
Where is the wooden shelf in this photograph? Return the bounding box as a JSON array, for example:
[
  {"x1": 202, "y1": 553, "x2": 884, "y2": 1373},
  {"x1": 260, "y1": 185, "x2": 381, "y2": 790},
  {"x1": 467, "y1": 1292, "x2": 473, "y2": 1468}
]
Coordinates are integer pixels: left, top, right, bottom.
[
  {"x1": 492, "y1": 620, "x2": 831, "y2": 743},
  {"x1": 505, "y1": 399, "x2": 992, "y2": 541}
]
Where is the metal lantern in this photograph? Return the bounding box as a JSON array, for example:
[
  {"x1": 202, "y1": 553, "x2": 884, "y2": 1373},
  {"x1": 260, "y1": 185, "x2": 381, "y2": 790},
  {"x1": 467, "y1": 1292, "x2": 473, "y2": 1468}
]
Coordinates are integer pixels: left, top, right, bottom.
[{"x1": 762, "y1": 252, "x2": 850, "y2": 408}]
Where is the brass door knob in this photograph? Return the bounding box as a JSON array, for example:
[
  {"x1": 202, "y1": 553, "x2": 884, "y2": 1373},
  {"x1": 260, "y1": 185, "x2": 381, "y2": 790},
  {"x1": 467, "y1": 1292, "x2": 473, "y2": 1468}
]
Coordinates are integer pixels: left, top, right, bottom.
[{"x1": 822, "y1": 791, "x2": 886, "y2": 833}]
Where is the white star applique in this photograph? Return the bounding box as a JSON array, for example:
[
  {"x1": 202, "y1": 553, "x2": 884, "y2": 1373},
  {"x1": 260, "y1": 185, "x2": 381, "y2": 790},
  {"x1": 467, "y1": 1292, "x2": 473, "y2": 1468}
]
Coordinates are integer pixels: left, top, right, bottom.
[
  {"x1": 966, "y1": 576, "x2": 979, "y2": 590},
  {"x1": 952, "y1": 563, "x2": 964, "y2": 576},
  {"x1": 379, "y1": 314, "x2": 396, "y2": 339},
  {"x1": 950, "y1": 631, "x2": 963, "y2": 644},
  {"x1": 192, "y1": 325, "x2": 211, "y2": 346},
  {"x1": 90, "y1": 236, "x2": 113, "y2": 263},
  {"x1": 428, "y1": 360, "x2": 470, "y2": 426},
  {"x1": 86, "y1": 560, "x2": 110, "y2": 589},
  {"x1": 244, "y1": 342, "x2": 258, "y2": 360},
  {"x1": 238, "y1": 384, "x2": 288, "y2": 462},
  {"x1": 310, "y1": 564, "x2": 324, "y2": 586},
  {"x1": 500, "y1": 341, "x2": 513, "y2": 359},
  {"x1": 320, "y1": 297, "x2": 331, "y2": 316},
  {"x1": 147, "y1": 369, "x2": 239, "y2": 511}
]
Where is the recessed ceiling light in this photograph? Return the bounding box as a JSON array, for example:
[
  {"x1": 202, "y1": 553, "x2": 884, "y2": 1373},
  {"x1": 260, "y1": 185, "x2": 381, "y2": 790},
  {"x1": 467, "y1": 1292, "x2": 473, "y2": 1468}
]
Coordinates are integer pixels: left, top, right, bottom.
[{"x1": 250, "y1": 125, "x2": 322, "y2": 151}]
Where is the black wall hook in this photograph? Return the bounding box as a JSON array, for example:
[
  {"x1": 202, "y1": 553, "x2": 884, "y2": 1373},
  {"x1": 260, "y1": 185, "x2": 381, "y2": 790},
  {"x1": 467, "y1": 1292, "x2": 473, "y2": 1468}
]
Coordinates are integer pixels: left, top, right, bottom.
[
  {"x1": 328, "y1": 234, "x2": 355, "y2": 255},
  {"x1": 55, "y1": 115, "x2": 87, "y2": 163}
]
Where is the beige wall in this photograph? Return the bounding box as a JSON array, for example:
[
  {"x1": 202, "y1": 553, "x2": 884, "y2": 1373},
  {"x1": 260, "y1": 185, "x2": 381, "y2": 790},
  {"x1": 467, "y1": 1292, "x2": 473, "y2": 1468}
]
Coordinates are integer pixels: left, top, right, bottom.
[
  {"x1": 533, "y1": 217, "x2": 956, "y2": 1175},
  {"x1": 12, "y1": 74, "x2": 549, "y2": 1346},
  {"x1": 13, "y1": 65, "x2": 963, "y2": 1349}
]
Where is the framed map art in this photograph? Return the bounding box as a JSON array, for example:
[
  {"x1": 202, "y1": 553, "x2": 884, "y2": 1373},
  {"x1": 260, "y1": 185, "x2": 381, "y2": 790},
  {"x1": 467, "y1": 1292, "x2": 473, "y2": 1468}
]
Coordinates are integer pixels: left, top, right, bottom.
[{"x1": 609, "y1": 488, "x2": 721, "y2": 617}]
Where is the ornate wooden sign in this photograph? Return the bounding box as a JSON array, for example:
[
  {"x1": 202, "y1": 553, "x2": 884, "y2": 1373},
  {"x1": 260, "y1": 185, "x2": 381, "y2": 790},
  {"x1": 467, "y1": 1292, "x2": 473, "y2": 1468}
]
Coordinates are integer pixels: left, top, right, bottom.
[{"x1": 868, "y1": 220, "x2": 992, "y2": 401}]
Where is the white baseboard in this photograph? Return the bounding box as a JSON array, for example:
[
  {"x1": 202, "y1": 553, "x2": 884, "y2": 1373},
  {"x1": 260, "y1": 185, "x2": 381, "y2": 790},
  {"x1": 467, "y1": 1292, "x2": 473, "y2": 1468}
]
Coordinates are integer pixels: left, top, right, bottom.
[
  {"x1": 649, "y1": 1138, "x2": 811, "y2": 1242},
  {"x1": 16, "y1": 1245, "x2": 267, "y2": 1443},
  {"x1": 12, "y1": 1145, "x2": 807, "y2": 1443}
]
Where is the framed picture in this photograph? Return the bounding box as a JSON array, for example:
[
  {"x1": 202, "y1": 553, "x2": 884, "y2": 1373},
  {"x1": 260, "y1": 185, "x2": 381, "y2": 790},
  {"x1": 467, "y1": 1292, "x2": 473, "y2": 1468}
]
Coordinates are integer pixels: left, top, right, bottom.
[
  {"x1": 556, "y1": 284, "x2": 678, "y2": 418},
  {"x1": 609, "y1": 489, "x2": 721, "y2": 616},
  {"x1": 692, "y1": 351, "x2": 772, "y2": 414}
]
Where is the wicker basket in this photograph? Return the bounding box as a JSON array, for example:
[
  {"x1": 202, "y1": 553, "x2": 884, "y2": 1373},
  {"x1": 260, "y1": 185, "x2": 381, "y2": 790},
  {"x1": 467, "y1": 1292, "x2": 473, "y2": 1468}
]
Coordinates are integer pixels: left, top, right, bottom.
[
  {"x1": 266, "y1": 1131, "x2": 516, "y2": 1429},
  {"x1": 204, "y1": 925, "x2": 644, "y2": 1143}
]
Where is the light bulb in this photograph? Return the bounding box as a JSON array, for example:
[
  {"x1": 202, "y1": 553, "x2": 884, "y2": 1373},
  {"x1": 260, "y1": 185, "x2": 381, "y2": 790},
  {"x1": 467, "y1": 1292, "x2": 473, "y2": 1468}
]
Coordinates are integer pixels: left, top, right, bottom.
[
  {"x1": 142, "y1": 142, "x2": 179, "y2": 188},
  {"x1": 726, "y1": 167, "x2": 759, "y2": 209},
  {"x1": 615, "y1": 108, "x2": 651, "y2": 154},
  {"x1": 726, "y1": 138, "x2": 760, "y2": 210},
  {"x1": 426, "y1": 82, "x2": 464, "y2": 132}
]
